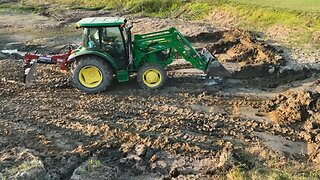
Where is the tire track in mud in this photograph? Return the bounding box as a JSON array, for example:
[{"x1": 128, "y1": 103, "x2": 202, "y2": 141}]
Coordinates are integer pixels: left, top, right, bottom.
[
  {"x1": 0, "y1": 63, "x2": 269, "y2": 178},
  {"x1": 1, "y1": 59, "x2": 319, "y2": 178}
]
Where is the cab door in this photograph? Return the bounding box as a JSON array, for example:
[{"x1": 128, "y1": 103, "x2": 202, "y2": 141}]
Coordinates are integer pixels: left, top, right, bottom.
[{"x1": 101, "y1": 27, "x2": 128, "y2": 69}]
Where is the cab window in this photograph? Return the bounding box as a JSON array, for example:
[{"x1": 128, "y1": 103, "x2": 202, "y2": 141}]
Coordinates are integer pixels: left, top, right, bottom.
[
  {"x1": 101, "y1": 27, "x2": 127, "y2": 66},
  {"x1": 82, "y1": 28, "x2": 100, "y2": 49}
]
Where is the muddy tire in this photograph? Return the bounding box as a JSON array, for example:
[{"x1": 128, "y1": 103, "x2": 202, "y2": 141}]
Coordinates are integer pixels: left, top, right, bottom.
[
  {"x1": 137, "y1": 63, "x2": 167, "y2": 90},
  {"x1": 73, "y1": 56, "x2": 113, "y2": 94}
]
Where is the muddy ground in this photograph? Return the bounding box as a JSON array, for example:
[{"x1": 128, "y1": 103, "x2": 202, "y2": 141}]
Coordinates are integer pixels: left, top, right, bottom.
[{"x1": 0, "y1": 7, "x2": 320, "y2": 180}]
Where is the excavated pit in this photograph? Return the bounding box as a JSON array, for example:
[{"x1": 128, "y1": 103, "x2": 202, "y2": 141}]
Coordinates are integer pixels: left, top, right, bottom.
[{"x1": 187, "y1": 29, "x2": 316, "y2": 87}]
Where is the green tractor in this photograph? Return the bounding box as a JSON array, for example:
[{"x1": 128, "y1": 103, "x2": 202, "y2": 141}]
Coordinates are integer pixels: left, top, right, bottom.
[{"x1": 67, "y1": 17, "x2": 230, "y2": 93}]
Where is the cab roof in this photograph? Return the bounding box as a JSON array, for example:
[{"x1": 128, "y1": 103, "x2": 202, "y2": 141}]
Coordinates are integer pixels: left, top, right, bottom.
[{"x1": 76, "y1": 17, "x2": 126, "y2": 27}]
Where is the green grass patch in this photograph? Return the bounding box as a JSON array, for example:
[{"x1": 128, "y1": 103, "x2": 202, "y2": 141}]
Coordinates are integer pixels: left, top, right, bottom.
[
  {"x1": 228, "y1": 167, "x2": 320, "y2": 180},
  {"x1": 209, "y1": 1, "x2": 320, "y2": 46},
  {"x1": 180, "y1": 2, "x2": 212, "y2": 19},
  {"x1": 21, "y1": 0, "x2": 214, "y2": 20},
  {"x1": 5, "y1": 0, "x2": 320, "y2": 47},
  {"x1": 124, "y1": 0, "x2": 182, "y2": 17},
  {"x1": 0, "y1": 3, "x2": 43, "y2": 13},
  {"x1": 218, "y1": 1, "x2": 320, "y2": 28},
  {"x1": 230, "y1": 0, "x2": 320, "y2": 13}
]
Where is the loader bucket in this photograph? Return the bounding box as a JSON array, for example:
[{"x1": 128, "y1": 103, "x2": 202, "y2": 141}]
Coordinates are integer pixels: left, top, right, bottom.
[{"x1": 201, "y1": 49, "x2": 232, "y2": 78}]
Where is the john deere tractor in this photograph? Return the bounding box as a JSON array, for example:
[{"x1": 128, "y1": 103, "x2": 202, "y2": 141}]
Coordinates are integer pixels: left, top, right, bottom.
[{"x1": 66, "y1": 17, "x2": 230, "y2": 93}]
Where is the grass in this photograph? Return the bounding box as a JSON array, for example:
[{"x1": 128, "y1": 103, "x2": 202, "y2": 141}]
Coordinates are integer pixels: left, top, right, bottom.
[
  {"x1": 2, "y1": 159, "x2": 43, "y2": 179},
  {"x1": 0, "y1": 3, "x2": 43, "y2": 13},
  {"x1": 228, "y1": 167, "x2": 320, "y2": 180},
  {"x1": 87, "y1": 158, "x2": 103, "y2": 171},
  {"x1": 209, "y1": 2, "x2": 320, "y2": 46},
  {"x1": 3, "y1": 0, "x2": 320, "y2": 47},
  {"x1": 230, "y1": 0, "x2": 320, "y2": 13},
  {"x1": 77, "y1": 158, "x2": 104, "y2": 174}
]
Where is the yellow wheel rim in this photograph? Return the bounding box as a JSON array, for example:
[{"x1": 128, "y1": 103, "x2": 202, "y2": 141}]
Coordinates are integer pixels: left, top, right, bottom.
[
  {"x1": 143, "y1": 69, "x2": 162, "y2": 88},
  {"x1": 79, "y1": 66, "x2": 103, "y2": 88}
]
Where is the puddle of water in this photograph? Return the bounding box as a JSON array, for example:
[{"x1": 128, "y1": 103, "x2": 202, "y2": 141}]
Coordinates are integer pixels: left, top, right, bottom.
[
  {"x1": 2, "y1": 49, "x2": 18, "y2": 54},
  {"x1": 173, "y1": 68, "x2": 204, "y2": 75},
  {"x1": 256, "y1": 132, "x2": 308, "y2": 155},
  {"x1": 46, "y1": 132, "x2": 80, "y2": 151},
  {"x1": 190, "y1": 104, "x2": 223, "y2": 114},
  {"x1": 205, "y1": 80, "x2": 219, "y2": 86},
  {"x1": 202, "y1": 77, "x2": 222, "y2": 86},
  {"x1": 1, "y1": 49, "x2": 26, "y2": 57},
  {"x1": 237, "y1": 106, "x2": 271, "y2": 123}
]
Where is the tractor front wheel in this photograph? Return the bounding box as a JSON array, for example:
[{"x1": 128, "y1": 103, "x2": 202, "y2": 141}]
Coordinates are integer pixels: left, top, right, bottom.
[
  {"x1": 73, "y1": 56, "x2": 113, "y2": 94},
  {"x1": 137, "y1": 63, "x2": 167, "y2": 90}
]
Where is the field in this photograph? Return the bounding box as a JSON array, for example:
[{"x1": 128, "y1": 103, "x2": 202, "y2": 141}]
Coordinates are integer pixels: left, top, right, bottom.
[
  {"x1": 232, "y1": 0, "x2": 320, "y2": 12},
  {"x1": 0, "y1": 0, "x2": 320, "y2": 180},
  {"x1": 3, "y1": 0, "x2": 318, "y2": 47}
]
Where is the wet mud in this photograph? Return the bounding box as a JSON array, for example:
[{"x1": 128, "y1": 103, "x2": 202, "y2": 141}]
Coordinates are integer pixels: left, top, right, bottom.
[
  {"x1": 1, "y1": 59, "x2": 319, "y2": 179},
  {"x1": 262, "y1": 90, "x2": 320, "y2": 124},
  {"x1": 0, "y1": 8, "x2": 320, "y2": 180},
  {"x1": 260, "y1": 90, "x2": 320, "y2": 164}
]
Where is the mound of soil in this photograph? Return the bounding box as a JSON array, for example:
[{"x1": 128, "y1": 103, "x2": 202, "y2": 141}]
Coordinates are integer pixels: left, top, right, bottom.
[
  {"x1": 262, "y1": 90, "x2": 320, "y2": 124},
  {"x1": 190, "y1": 29, "x2": 284, "y2": 66},
  {"x1": 189, "y1": 28, "x2": 317, "y2": 86},
  {"x1": 260, "y1": 90, "x2": 320, "y2": 163}
]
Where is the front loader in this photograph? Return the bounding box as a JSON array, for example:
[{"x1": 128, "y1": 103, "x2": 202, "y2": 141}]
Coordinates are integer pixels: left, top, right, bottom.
[{"x1": 24, "y1": 17, "x2": 231, "y2": 93}]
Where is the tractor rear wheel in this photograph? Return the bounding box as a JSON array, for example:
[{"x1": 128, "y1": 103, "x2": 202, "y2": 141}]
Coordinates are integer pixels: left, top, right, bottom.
[
  {"x1": 137, "y1": 63, "x2": 167, "y2": 90},
  {"x1": 73, "y1": 56, "x2": 113, "y2": 94}
]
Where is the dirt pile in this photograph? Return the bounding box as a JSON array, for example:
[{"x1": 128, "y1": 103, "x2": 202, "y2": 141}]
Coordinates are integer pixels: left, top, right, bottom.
[
  {"x1": 71, "y1": 157, "x2": 120, "y2": 180},
  {"x1": 261, "y1": 90, "x2": 320, "y2": 162},
  {"x1": 190, "y1": 29, "x2": 285, "y2": 66},
  {"x1": 262, "y1": 90, "x2": 320, "y2": 124},
  {"x1": 188, "y1": 29, "x2": 316, "y2": 87},
  {"x1": 187, "y1": 28, "x2": 302, "y2": 81},
  {"x1": 0, "y1": 58, "x2": 319, "y2": 178}
]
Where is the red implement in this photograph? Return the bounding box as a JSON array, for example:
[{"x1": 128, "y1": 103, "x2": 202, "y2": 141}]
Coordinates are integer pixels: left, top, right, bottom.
[{"x1": 23, "y1": 48, "x2": 73, "y2": 84}]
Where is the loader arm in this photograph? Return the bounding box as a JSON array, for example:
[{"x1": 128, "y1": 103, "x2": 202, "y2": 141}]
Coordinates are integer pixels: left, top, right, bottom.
[{"x1": 132, "y1": 27, "x2": 230, "y2": 77}]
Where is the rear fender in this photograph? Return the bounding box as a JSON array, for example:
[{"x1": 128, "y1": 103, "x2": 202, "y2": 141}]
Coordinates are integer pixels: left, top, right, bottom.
[{"x1": 68, "y1": 50, "x2": 118, "y2": 70}]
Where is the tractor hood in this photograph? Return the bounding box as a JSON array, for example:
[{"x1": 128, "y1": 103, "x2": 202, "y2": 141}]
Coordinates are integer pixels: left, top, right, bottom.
[{"x1": 76, "y1": 17, "x2": 126, "y2": 28}]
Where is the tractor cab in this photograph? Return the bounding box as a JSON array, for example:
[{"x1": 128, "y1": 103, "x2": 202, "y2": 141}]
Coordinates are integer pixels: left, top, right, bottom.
[{"x1": 76, "y1": 17, "x2": 131, "y2": 69}]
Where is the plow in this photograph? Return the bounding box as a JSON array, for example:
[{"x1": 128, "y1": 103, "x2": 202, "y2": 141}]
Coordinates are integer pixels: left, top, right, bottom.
[
  {"x1": 23, "y1": 17, "x2": 231, "y2": 93},
  {"x1": 23, "y1": 44, "x2": 76, "y2": 85}
]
